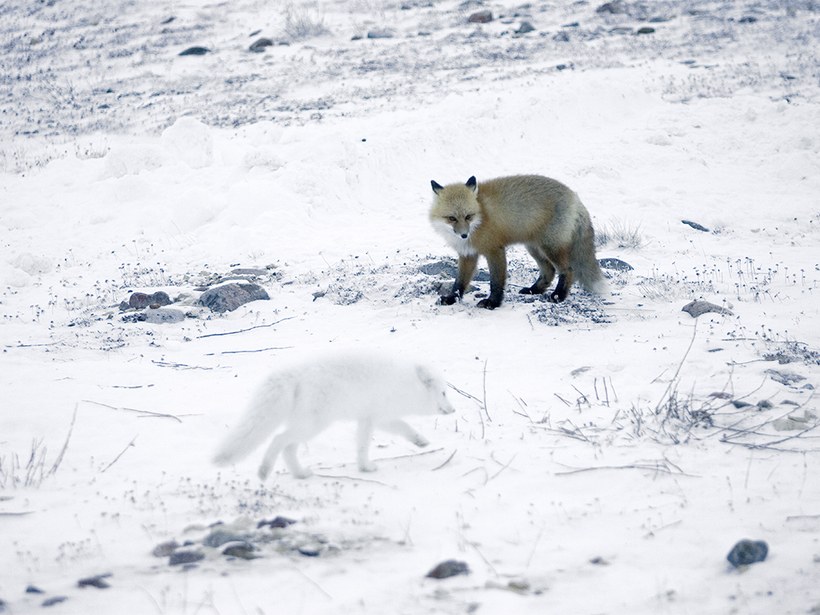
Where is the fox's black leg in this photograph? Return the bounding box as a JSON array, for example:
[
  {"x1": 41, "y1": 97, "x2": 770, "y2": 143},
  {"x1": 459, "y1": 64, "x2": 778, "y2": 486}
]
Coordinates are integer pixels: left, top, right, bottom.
[{"x1": 549, "y1": 274, "x2": 570, "y2": 303}]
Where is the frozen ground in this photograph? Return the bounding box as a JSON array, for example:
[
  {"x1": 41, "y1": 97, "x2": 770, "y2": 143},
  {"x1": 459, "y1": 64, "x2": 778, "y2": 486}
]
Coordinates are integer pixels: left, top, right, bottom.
[{"x1": 1, "y1": 1, "x2": 819, "y2": 613}]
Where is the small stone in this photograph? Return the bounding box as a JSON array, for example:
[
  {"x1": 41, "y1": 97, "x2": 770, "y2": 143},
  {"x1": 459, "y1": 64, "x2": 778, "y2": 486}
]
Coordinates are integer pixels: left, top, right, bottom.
[
  {"x1": 42, "y1": 597, "x2": 68, "y2": 607},
  {"x1": 204, "y1": 529, "x2": 247, "y2": 548},
  {"x1": 426, "y1": 559, "x2": 470, "y2": 579},
  {"x1": 681, "y1": 300, "x2": 733, "y2": 318},
  {"x1": 258, "y1": 516, "x2": 297, "y2": 529},
  {"x1": 765, "y1": 369, "x2": 806, "y2": 386},
  {"x1": 78, "y1": 573, "x2": 112, "y2": 589},
  {"x1": 298, "y1": 544, "x2": 322, "y2": 557},
  {"x1": 129, "y1": 292, "x2": 151, "y2": 309},
  {"x1": 222, "y1": 542, "x2": 258, "y2": 560},
  {"x1": 367, "y1": 29, "x2": 395, "y2": 39},
  {"x1": 516, "y1": 21, "x2": 536, "y2": 34},
  {"x1": 149, "y1": 291, "x2": 172, "y2": 307},
  {"x1": 596, "y1": 0, "x2": 627, "y2": 14},
  {"x1": 468, "y1": 10, "x2": 493, "y2": 23},
  {"x1": 140, "y1": 307, "x2": 186, "y2": 324},
  {"x1": 682, "y1": 219, "x2": 709, "y2": 232},
  {"x1": 598, "y1": 257, "x2": 633, "y2": 271},
  {"x1": 179, "y1": 46, "x2": 209, "y2": 56},
  {"x1": 636, "y1": 26, "x2": 655, "y2": 35},
  {"x1": 727, "y1": 539, "x2": 768, "y2": 568},
  {"x1": 198, "y1": 282, "x2": 269, "y2": 313},
  {"x1": 152, "y1": 540, "x2": 179, "y2": 557},
  {"x1": 249, "y1": 38, "x2": 274, "y2": 52},
  {"x1": 25, "y1": 586, "x2": 45, "y2": 594},
  {"x1": 169, "y1": 550, "x2": 205, "y2": 566}
]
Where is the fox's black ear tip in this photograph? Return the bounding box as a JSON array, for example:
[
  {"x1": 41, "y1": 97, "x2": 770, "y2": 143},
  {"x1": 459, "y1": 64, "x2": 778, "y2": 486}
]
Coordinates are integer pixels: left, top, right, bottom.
[
  {"x1": 431, "y1": 180, "x2": 444, "y2": 193},
  {"x1": 466, "y1": 176, "x2": 477, "y2": 187}
]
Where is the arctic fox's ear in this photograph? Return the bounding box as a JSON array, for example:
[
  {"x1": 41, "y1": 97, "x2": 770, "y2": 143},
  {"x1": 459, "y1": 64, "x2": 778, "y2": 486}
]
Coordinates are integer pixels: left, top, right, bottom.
[
  {"x1": 465, "y1": 176, "x2": 477, "y2": 194},
  {"x1": 431, "y1": 180, "x2": 444, "y2": 195}
]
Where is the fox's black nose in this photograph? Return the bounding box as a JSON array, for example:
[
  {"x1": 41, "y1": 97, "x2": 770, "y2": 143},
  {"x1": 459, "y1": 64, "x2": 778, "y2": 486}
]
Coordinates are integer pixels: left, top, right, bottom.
[{"x1": 460, "y1": 233, "x2": 468, "y2": 239}]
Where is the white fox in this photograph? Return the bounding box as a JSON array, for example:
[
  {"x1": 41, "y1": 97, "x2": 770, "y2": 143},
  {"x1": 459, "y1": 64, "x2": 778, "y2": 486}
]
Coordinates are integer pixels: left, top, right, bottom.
[{"x1": 212, "y1": 352, "x2": 455, "y2": 479}]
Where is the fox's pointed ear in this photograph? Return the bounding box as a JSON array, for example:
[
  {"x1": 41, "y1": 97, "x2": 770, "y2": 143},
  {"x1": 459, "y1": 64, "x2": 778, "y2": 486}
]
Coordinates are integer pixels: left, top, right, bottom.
[
  {"x1": 431, "y1": 180, "x2": 444, "y2": 195},
  {"x1": 466, "y1": 176, "x2": 477, "y2": 194}
]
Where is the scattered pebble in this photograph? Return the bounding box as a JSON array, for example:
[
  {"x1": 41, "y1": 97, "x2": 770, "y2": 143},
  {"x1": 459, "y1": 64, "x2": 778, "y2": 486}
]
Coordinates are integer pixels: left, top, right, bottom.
[
  {"x1": 169, "y1": 550, "x2": 205, "y2": 566},
  {"x1": 727, "y1": 539, "x2": 768, "y2": 568},
  {"x1": 468, "y1": 10, "x2": 493, "y2": 23},
  {"x1": 426, "y1": 559, "x2": 470, "y2": 579},
  {"x1": 681, "y1": 300, "x2": 733, "y2": 318},
  {"x1": 179, "y1": 46, "x2": 210, "y2": 56},
  {"x1": 77, "y1": 573, "x2": 112, "y2": 589},
  {"x1": 681, "y1": 219, "x2": 710, "y2": 232},
  {"x1": 197, "y1": 282, "x2": 270, "y2": 313}
]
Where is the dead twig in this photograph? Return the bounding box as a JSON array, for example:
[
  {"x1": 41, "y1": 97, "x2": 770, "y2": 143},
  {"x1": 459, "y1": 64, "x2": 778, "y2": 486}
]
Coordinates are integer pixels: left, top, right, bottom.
[
  {"x1": 197, "y1": 316, "x2": 296, "y2": 339},
  {"x1": 48, "y1": 404, "x2": 78, "y2": 476},
  {"x1": 83, "y1": 400, "x2": 183, "y2": 423},
  {"x1": 431, "y1": 449, "x2": 457, "y2": 471},
  {"x1": 101, "y1": 437, "x2": 136, "y2": 472}
]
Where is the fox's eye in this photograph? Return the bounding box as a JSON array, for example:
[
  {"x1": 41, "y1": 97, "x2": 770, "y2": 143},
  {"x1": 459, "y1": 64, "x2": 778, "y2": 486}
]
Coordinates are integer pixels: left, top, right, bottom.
[
  {"x1": 446, "y1": 216, "x2": 457, "y2": 223},
  {"x1": 465, "y1": 214, "x2": 474, "y2": 222}
]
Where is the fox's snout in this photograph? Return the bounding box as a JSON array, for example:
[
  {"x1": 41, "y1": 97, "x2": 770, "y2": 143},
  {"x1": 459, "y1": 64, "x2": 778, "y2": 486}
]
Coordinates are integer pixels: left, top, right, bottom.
[{"x1": 439, "y1": 398, "x2": 456, "y2": 415}]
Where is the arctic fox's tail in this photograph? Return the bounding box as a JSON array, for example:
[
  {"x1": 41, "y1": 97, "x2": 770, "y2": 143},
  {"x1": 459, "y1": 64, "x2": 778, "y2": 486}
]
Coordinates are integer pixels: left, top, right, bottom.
[{"x1": 212, "y1": 375, "x2": 292, "y2": 466}]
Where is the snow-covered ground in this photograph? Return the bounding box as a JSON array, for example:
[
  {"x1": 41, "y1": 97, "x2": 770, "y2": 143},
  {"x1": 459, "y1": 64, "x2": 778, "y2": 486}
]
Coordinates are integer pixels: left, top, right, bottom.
[{"x1": 1, "y1": 1, "x2": 819, "y2": 613}]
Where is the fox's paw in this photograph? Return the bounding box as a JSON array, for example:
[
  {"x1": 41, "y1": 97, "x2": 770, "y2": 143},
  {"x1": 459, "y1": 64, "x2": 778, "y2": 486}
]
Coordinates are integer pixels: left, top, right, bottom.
[
  {"x1": 411, "y1": 434, "x2": 430, "y2": 447},
  {"x1": 548, "y1": 290, "x2": 568, "y2": 303},
  {"x1": 476, "y1": 298, "x2": 500, "y2": 310},
  {"x1": 439, "y1": 294, "x2": 458, "y2": 306},
  {"x1": 358, "y1": 461, "x2": 378, "y2": 473},
  {"x1": 290, "y1": 467, "x2": 313, "y2": 479}
]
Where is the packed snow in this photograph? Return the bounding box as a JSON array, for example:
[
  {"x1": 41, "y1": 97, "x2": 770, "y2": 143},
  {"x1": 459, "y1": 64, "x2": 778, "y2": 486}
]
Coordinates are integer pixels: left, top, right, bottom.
[{"x1": 1, "y1": 0, "x2": 819, "y2": 613}]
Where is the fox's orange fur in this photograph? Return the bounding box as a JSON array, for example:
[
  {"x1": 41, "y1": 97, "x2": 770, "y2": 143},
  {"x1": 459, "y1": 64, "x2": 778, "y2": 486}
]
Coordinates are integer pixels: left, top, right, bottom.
[{"x1": 429, "y1": 175, "x2": 604, "y2": 309}]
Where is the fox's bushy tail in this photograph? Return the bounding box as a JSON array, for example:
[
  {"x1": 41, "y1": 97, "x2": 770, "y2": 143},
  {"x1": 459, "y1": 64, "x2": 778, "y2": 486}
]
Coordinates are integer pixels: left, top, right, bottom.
[
  {"x1": 212, "y1": 375, "x2": 293, "y2": 465},
  {"x1": 571, "y1": 202, "x2": 606, "y2": 294}
]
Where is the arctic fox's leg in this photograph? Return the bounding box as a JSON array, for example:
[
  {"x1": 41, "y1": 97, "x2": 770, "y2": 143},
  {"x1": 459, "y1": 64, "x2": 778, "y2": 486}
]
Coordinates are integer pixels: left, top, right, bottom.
[
  {"x1": 356, "y1": 418, "x2": 377, "y2": 473},
  {"x1": 258, "y1": 433, "x2": 289, "y2": 480},
  {"x1": 381, "y1": 419, "x2": 429, "y2": 448},
  {"x1": 282, "y1": 443, "x2": 312, "y2": 479},
  {"x1": 259, "y1": 432, "x2": 312, "y2": 480}
]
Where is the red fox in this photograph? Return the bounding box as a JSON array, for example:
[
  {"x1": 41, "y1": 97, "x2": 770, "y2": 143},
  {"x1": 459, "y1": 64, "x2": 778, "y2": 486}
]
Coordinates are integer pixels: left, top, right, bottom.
[{"x1": 429, "y1": 175, "x2": 604, "y2": 309}]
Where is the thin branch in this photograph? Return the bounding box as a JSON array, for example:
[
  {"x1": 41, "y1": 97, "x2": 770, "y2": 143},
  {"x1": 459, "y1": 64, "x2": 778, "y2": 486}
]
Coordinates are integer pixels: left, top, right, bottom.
[
  {"x1": 431, "y1": 449, "x2": 457, "y2": 471},
  {"x1": 101, "y1": 437, "x2": 137, "y2": 472},
  {"x1": 48, "y1": 404, "x2": 78, "y2": 476},
  {"x1": 482, "y1": 359, "x2": 492, "y2": 422},
  {"x1": 83, "y1": 400, "x2": 183, "y2": 423},
  {"x1": 654, "y1": 320, "x2": 698, "y2": 413},
  {"x1": 197, "y1": 316, "x2": 296, "y2": 339}
]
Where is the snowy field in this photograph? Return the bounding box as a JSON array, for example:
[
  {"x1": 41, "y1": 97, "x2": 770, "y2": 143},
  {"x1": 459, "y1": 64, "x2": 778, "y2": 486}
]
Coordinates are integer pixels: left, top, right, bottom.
[{"x1": 1, "y1": 0, "x2": 819, "y2": 613}]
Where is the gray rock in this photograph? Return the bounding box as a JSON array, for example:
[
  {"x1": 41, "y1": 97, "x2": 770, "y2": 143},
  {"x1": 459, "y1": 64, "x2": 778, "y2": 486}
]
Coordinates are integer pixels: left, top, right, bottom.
[
  {"x1": 77, "y1": 573, "x2": 112, "y2": 589},
  {"x1": 179, "y1": 46, "x2": 210, "y2": 56},
  {"x1": 765, "y1": 369, "x2": 806, "y2": 386},
  {"x1": 468, "y1": 9, "x2": 493, "y2": 23},
  {"x1": 198, "y1": 282, "x2": 269, "y2": 313},
  {"x1": 249, "y1": 38, "x2": 274, "y2": 52},
  {"x1": 223, "y1": 542, "x2": 258, "y2": 560},
  {"x1": 727, "y1": 539, "x2": 768, "y2": 567},
  {"x1": 204, "y1": 529, "x2": 247, "y2": 548},
  {"x1": 42, "y1": 596, "x2": 68, "y2": 607},
  {"x1": 681, "y1": 300, "x2": 733, "y2": 318},
  {"x1": 367, "y1": 29, "x2": 395, "y2": 39},
  {"x1": 258, "y1": 516, "x2": 297, "y2": 529},
  {"x1": 682, "y1": 219, "x2": 710, "y2": 232},
  {"x1": 140, "y1": 307, "x2": 186, "y2": 324},
  {"x1": 152, "y1": 540, "x2": 179, "y2": 557},
  {"x1": 426, "y1": 559, "x2": 470, "y2": 579},
  {"x1": 636, "y1": 26, "x2": 655, "y2": 35},
  {"x1": 169, "y1": 550, "x2": 205, "y2": 566},
  {"x1": 598, "y1": 257, "x2": 633, "y2": 271},
  {"x1": 516, "y1": 21, "x2": 535, "y2": 34}
]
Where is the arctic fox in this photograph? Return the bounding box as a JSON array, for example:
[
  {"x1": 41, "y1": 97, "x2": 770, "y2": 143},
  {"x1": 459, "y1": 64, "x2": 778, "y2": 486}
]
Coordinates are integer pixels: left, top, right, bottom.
[
  {"x1": 212, "y1": 352, "x2": 455, "y2": 479},
  {"x1": 430, "y1": 175, "x2": 605, "y2": 309}
]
